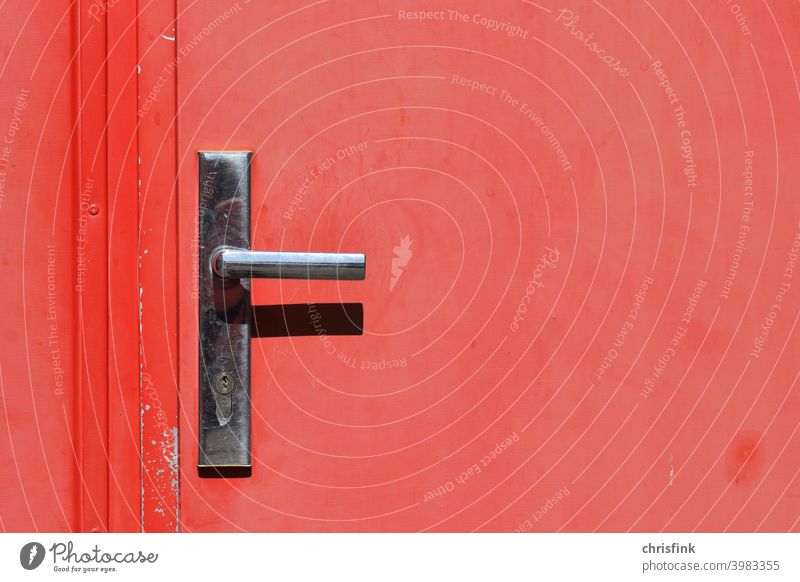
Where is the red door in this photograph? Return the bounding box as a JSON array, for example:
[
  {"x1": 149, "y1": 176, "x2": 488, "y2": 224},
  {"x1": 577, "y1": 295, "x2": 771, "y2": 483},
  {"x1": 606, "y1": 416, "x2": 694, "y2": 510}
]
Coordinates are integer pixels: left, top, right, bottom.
[
  {"x1": 169, "y1": 0, "x2": 800, "y2": 532},
  {"x1": 2, "y1": 0, "x2": 800, "y2": 533}
]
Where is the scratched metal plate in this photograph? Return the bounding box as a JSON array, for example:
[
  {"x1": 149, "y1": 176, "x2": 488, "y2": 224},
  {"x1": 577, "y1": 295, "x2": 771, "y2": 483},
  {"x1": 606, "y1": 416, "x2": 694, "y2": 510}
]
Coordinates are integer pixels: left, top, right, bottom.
[{"x1": 198, "y1": 151, "x2": 252, "y2": 469}]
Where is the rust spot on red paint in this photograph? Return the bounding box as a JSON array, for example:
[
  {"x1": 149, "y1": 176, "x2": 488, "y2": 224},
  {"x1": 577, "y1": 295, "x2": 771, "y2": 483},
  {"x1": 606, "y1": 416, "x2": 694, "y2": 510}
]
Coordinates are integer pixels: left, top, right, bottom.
[{"x1": 726, "y1": 431, "x2": 763, "y2": 485}]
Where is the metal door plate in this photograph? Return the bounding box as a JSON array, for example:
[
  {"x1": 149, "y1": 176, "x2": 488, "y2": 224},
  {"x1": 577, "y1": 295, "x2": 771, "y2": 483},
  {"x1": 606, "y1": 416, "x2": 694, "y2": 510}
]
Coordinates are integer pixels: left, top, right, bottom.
[{"x1": 198, "y1": 151, "x2": 252, "y2": 469}]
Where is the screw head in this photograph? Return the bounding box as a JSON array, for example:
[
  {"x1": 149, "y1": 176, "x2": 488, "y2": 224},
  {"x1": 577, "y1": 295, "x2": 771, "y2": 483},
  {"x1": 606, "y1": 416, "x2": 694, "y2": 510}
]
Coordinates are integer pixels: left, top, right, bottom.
[
  {"x1": 88, "y1": 203, "x2": 100, "y2": 216},
  {"x1": 212, "y1": 372, "x2": 237, "y2": 395}
]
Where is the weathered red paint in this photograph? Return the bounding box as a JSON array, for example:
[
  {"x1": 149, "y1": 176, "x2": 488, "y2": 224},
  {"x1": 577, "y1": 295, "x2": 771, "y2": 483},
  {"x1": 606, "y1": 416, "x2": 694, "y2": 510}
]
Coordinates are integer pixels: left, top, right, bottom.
[{"x1": 136, "y1": 0, "x2": 181, "y2": 534}]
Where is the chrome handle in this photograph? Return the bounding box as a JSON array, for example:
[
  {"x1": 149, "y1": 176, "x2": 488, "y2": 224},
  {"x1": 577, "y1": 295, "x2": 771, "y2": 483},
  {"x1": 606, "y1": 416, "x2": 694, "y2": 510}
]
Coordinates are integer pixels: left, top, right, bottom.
[{"x1": 211, "y1": 248, "x2": 366, "y2": 280}]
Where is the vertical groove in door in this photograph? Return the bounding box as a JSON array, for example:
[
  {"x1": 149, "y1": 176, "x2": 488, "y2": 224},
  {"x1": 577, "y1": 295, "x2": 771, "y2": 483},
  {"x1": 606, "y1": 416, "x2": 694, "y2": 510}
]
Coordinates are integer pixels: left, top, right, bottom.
[
  {"x1": 137, "y1": 0, "x2": 181, "y2": 532},
  {"x1": 76, "y1": 0, "x2": 110, "y2": 533},
  {"x1": 107, "y1": 0, "x2": 145, "y2": 533}
]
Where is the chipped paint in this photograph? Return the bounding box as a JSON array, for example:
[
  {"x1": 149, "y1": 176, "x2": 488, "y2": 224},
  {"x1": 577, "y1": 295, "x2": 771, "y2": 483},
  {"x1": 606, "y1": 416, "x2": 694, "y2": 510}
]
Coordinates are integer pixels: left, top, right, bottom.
[
  {"x1": 141, "y1": 408, "x2": 179, "y2": 529},
  {"x1": 137, "y1": 0, "x2": 180, "y2": 534},
  {"x1": 140, "y1": 366, "x2": 178, "y2": 529}
]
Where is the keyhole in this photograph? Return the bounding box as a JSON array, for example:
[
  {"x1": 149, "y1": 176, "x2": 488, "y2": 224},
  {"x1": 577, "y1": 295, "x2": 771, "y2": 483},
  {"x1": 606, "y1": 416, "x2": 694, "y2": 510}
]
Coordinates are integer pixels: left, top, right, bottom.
[{"x1": 213, "y1": 372, "x2": 237, "y2": 395}]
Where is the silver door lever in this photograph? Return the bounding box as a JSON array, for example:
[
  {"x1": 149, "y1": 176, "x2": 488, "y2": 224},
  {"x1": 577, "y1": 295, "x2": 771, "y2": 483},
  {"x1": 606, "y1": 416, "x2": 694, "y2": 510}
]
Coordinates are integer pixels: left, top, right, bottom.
[{"x1": 211, "y1": 248, "x2": 366, "y2": 280}]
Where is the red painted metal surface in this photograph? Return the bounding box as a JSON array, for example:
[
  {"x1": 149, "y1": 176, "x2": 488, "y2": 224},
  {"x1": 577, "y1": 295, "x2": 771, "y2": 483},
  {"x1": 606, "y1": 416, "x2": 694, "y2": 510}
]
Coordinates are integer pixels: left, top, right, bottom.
[
  {"x1": 174, "y1": 0, "x2": 800, "y2": 532},
  {"x1": 0, "y1": 0, "x2": 165, "y2": 532},
  {"x1": 75, "y1": 0, "x2": 112, "y2": 533},
  {"x1": 0, "y1": 1, "x2": 82, "y2": 532},
  {"x1": 0, "y1": 0, "x2": 137, "y2": 531},
  {"x1": 2, "y1": 0, "x2": 800, "y2": 533},
  {"x1": 136, "y1": 0, "x2": 180, "y2": 533},
  {"x1": 107, "y1": 0, "x2": 143, "y2": 533}
]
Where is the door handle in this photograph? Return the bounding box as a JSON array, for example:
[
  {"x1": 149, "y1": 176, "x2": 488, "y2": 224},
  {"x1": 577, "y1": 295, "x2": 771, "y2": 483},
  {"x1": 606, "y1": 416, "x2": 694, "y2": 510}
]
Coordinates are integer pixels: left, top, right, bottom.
[
  {"x1": 210, "y1": 248, "x2": 365, "y2": 280},
  {"x1": 197, "y1": 151, "x2": 365, "y2": 472}
]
